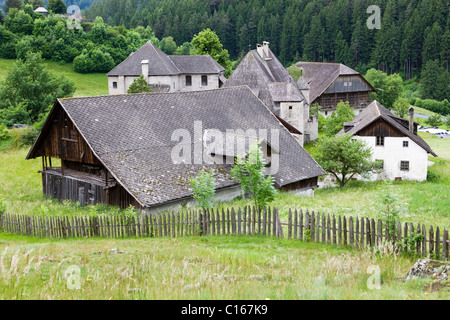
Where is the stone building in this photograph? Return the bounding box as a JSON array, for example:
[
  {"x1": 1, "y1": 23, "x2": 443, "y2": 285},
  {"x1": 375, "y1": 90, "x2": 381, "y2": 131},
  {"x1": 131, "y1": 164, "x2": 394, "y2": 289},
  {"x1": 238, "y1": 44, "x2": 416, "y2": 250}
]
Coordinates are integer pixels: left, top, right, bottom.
[
  {"x1": 107, "y1": 41, "x2": 226, "y2": 94},
  {"x1": 224, "y1": 42, "x2": 318, "y2": 145}
]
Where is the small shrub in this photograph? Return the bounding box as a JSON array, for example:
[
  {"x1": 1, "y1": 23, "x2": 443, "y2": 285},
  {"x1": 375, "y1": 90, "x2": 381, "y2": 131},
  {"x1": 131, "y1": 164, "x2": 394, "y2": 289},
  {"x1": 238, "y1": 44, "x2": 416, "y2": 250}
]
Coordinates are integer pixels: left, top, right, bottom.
[
  {"x1": 427, "y1": 170, "x2": 441, "y2": 182},
  {"x1": 425, "y1": 114, "x2": 443, "y2": 127},
  {"x1": 190, "y1": 169, "x2": 216, "y2": 210},
  {"x1": 0, "y1": 199, "x2": 7, "y2": 213},
  {"x1": 9, "y1": 127, "x2": 38, "y2": 148},
  {"x1": 0, "y1": 124, "x2": 12, "y2": 142}
]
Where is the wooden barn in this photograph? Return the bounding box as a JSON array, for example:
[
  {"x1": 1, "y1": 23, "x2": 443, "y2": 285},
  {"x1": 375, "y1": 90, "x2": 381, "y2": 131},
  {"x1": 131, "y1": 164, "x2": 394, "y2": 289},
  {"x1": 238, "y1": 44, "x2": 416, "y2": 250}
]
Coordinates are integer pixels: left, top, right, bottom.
[
  {"x1": 294, "y1": 62, "x2": 376, "y2": 117},
  {"x1": 26, "y1": 87, "x2": 325, "y2": 213}
]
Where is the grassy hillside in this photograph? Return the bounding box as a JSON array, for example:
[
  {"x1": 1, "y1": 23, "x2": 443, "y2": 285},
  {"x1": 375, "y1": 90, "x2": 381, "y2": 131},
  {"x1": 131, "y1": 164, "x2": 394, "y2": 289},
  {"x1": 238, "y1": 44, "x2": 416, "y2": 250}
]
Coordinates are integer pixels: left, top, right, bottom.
[{"x1": 0, "y1": 58, "x2": 108, "y2": 98}]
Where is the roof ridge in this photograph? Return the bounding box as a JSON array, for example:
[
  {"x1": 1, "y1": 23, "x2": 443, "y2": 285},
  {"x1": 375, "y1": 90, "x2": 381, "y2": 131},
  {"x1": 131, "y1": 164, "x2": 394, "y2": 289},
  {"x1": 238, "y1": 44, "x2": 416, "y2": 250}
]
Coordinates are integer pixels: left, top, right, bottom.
[
  {"x1": 153, "y1": 43, "x2": 181, "y2": 75},
  {"x1": 58, "y1": 85, "x2": 254, "y2": 101}
]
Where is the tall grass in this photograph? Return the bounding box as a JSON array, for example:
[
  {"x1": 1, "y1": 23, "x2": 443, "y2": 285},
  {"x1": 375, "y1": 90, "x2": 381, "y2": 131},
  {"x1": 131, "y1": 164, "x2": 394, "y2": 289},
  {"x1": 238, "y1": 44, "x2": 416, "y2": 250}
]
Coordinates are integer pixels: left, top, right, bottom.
[{"x1": 0, "y1": 234, "x2": 446, "y2": 300}]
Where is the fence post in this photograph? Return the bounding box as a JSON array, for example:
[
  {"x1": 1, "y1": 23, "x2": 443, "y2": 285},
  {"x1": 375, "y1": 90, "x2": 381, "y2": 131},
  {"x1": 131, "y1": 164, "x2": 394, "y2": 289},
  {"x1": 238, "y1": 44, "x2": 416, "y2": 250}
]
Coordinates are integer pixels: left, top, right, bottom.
[
  {"x1": 443, "y1": 229, "x2": 448, "y2": 261},
  {"x1": 0, "y1": 212, "x2": 3, "y2": 232},
  {"x1": 275, "y1": 208, "x2": 283, "y2": 239}
]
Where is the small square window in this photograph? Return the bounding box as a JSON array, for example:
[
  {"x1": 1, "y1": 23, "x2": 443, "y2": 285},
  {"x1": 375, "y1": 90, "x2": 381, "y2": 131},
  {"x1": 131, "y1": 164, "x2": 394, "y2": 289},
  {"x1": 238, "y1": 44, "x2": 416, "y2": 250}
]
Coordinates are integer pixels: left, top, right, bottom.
[
  {"x1": 400, "y1": 161, "x2": 409, "y2": 171},
  {"x1": 403, "y1": 141, "x2": 409, "y2": 148},
  {"x1": 113, "y1": 82, "x2": 118, "y2": 89},
  {"x1": 376, "y1": 136, "x2": 384, "y2": 146}
]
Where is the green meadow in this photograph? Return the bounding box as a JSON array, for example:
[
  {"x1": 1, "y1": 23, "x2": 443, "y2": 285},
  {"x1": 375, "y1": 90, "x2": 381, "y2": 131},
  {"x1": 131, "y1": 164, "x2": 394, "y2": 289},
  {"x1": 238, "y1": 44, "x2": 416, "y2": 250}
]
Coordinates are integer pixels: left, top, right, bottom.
[{"x1": 0, "y1": 58, "x2": 108, "y2": 97}]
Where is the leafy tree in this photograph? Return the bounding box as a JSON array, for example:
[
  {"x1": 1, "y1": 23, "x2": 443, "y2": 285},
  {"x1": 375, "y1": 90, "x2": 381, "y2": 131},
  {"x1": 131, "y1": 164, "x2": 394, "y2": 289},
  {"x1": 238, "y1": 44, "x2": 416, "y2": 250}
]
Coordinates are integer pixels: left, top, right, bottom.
[
  {"x1": 23, "y1": 0, "x2": 45, "y2": 9},
  {"x1": 286, "y1": 65, "x2": 301, "y2": 82},
  {"x1": 230, "y1": 143, "x2": 277, "y2": 210},
  {"x1": 127, "y1": 74, "x2": 153, "y2": 94},
  {"x1": 189, "y1": 169, "x2": 216, "y2": 210},
  {"x1": 73, "y1": 45, "x2": 115, "y2": 73},
  {"x1": 47, "y1": 0, "x2": 66, "y2": 14},
  {"x1": 393, "y1": 98, "x2": 410, "y2": 119},
  {"x1": 4, "y1": 8, "x2": 33, "y2": 35},
  {"x1": 0, "y1": 8, "x2": 4, "y2": 24},
  {"x1": 5, "y1": 0, "x2": 22, "y2": 13},
  {"x1": 365, "y1": 68, "x2": 403, "y2": 108},
  {"x1": 191, "y1": 28, "x2": 232, "y2": 77},
  {"x1": 160, "y1": 36, "x2": 177, "y2": 55},
  {"x1": 0, "y1": 52, "x2": 75, "y2": 124},
  {"x1": 425, "y1": 114, "x2": 443, "y2": 127},
  {"x1": 323, "y1": 101, "x2": 355, "y2": 135},
  {"x1": 316, "y1": 134, "x2": 381, "y2": 187}
]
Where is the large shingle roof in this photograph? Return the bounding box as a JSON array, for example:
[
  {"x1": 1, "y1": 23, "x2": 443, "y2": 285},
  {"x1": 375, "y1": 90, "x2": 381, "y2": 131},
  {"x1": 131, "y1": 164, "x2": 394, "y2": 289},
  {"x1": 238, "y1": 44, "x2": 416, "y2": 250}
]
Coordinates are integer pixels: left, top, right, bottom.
[
  {"x1": 107, "y1": 41, "x2": 224, "y2": 77},
  {"x1": 224, "y1": 48, "x2": 305, "y2": 110},
  {"x1": 294, "y1": 62, "x2": 374, "y2": 104},
  {"x1": 30, "y1": 87, "x2": 324, "y2": 208},
  {"x1": 338, "y1": 100, "x2": 437, "y2": 157}
]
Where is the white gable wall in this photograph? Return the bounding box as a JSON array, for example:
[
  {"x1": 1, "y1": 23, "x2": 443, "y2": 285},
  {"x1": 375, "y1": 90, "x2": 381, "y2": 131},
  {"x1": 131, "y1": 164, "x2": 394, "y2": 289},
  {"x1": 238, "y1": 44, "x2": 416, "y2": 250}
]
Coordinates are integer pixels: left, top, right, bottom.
[
  {"x1": 354, "y1": 135, "x2": 429, "y2": 181},
  {"x1": 108, "y1": 74, "x2": 220, "y2": 94}
]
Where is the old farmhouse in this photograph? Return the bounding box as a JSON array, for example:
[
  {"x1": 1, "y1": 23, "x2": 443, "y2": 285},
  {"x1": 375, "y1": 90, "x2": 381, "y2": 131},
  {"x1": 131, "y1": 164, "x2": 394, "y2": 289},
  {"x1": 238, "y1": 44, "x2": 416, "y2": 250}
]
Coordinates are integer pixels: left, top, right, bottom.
[
  {"x1": 27, "y1": 87, "x2": 325, "y2": 213},
  {"x1": 224, "y1": 42, "x2": 318, "y2": 145},
  {"x1": 107, "y1": 41, "x2": 226, "y2": 95},
  {"x1": 338, "y1": 100, "x2": 437, "y2": 182},
  {"x1": 294, "y1": 62, "x2": 376, "y2": 117}
]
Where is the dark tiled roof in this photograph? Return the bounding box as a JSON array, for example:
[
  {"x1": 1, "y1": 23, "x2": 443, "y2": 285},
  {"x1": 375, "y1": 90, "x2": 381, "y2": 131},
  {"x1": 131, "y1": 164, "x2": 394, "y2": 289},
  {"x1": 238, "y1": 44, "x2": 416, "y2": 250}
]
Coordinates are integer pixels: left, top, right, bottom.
[
  {"x1": 169, "y1": 55, "x2": 225, "y2": 74},
  {"x1": 294, "y1": 62, "x2": 374, "y2": 103},
  {"x1": 224, "y1": 49, "x2": 305, "y2": 110},
  {"x1": 107, "y1": 41, "x2": 224, "y2": 77},
  {"x1": 338, "y1": 100, "x2": 437, "y2": 157},
  {"x1": 31, "y1": 87, "x2": 324, "y2": 208}
]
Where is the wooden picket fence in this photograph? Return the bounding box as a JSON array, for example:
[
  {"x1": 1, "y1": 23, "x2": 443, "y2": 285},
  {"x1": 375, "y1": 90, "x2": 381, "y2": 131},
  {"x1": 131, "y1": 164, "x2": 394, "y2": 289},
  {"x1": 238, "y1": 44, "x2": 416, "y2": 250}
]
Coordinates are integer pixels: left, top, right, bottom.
[{"x1": 0, "y1": 207, "x2": 448, "y2": 260}]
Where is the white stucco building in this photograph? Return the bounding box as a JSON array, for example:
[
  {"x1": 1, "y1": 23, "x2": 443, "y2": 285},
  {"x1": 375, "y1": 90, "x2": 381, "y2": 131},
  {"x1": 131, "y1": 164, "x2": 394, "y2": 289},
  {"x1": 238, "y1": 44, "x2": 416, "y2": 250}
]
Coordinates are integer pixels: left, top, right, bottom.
[
  {"x1": 338, "y1": 101, "x2": 437, "y2": 182},
  {"x1": 107, "y1": 41, "x2": 226, "y2": 95}
]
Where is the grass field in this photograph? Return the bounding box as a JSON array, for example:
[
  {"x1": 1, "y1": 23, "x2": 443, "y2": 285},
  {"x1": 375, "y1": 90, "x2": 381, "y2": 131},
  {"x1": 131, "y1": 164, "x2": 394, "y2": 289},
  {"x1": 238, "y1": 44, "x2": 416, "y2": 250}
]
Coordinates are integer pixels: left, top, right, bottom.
[
  {"x1": 0, "y1": 58, "x2": 108, "y2": 97},
  {"x1": 0, "y1": 232, "x2": 447, "y2": 300}
]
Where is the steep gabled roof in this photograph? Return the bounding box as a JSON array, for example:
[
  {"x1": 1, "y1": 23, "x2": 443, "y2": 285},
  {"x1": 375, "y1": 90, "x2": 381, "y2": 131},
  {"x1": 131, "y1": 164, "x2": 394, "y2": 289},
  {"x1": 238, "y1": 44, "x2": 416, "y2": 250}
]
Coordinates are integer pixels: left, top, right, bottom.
[
  {"x1": 108, "y1": 41, "x2": 181, "y2": 77},
  {"x1": 338, "y1": 100, "x2": 437, "y2": 157},
  {"x1": 107, "y1": 41, "x2": 224, "y2": 77},
  {"x1": 224, "y1": 48, "x2": 305, "y2": 110},
  {"x1": 294, "y1": 62, "x2": 375, "y2": 104},
  {"x1": 28, "y1": 87, "x2": 324, "y2": 208}
]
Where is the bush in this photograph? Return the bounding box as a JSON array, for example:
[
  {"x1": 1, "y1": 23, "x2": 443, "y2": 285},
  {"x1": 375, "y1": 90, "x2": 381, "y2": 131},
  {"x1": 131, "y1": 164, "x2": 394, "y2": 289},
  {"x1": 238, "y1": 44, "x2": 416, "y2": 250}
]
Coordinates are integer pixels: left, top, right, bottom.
[
  {"x1": 9, "y1": 127, "x2": 39, "y2": 148},
  {"x1": 425, "y1": 114, "x2": 443, "y2": 127},
  {"x1": 0, "y1": 124, "x2": 12, "y2": 142},
  {"x1": 415, "y1": 98, "x2": 450, "y2": 116}
]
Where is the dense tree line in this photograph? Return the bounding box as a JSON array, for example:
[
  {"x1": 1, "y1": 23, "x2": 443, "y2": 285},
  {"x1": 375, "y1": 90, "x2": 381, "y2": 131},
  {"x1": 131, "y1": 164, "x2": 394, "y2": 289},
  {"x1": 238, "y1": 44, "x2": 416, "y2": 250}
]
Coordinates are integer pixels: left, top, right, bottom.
[{"x1": 86, "y1": 0, "x2": 449, "y2": 85}]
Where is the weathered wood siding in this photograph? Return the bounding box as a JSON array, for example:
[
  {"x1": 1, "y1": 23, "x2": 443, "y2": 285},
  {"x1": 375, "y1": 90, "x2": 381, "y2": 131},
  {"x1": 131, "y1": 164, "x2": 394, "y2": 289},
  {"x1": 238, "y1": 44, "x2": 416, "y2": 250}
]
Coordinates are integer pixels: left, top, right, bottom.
[
  {"x1": 43, "y1": 171, "x2": 106, "y2": 205},
  {"x1": 356, "y1": 118, "x2": 404, "y2": 137},
  {"x1": 324, "y1": 75, "x2": 373, "y2": 94},
  {"x1": 40, "y1": 108, "x2": 101, "y2": 165}
]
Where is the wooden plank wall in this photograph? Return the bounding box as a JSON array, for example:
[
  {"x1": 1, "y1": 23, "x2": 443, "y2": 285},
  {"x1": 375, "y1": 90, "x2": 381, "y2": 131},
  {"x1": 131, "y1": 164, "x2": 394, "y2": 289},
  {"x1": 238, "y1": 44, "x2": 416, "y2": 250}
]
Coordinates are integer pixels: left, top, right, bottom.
[{"x1": 0, "y1": 208, "x2": 448, "y2": 261}]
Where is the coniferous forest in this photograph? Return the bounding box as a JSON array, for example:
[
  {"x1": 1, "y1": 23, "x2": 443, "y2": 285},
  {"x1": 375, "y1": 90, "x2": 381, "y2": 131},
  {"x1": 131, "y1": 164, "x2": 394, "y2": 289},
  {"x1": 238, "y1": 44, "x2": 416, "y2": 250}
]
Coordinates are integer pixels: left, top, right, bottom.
[{"x1": 85, "y1": 0, "x2": 449, "y2": 79}]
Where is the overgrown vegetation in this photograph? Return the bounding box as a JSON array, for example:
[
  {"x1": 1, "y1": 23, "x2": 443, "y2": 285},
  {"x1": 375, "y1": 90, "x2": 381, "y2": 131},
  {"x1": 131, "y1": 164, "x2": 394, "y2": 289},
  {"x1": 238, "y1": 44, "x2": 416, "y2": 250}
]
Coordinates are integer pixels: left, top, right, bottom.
[
  {"x1": 230, "y1": 143, "x2": 277, "y2": 211},
  {"x1": 190, "y1": 169, "x2": 217, "y2": 210}
]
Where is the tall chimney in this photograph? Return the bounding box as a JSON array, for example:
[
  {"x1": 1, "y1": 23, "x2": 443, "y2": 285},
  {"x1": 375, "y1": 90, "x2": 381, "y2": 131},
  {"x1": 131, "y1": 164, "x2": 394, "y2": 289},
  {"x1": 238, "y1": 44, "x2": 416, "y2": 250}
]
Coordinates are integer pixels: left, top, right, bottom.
[
  {"x1": 263, "y1": 41, "x2": 270, "y2": 57},
  {"x1": 256, "y1": 44, "x2": 264, "y2": 58},
  {"x1": 141, "y1": 60, "x2": 149, "y2": 82},
  {"x1": 409, "y1": 107, "x2": 414, "y2": 133}
]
